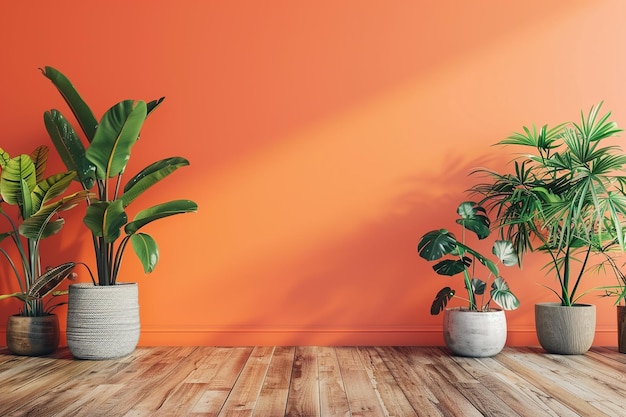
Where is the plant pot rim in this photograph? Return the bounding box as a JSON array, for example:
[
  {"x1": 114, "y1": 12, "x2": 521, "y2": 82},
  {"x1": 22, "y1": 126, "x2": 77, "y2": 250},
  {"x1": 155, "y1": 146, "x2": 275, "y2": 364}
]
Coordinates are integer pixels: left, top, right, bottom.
[
  {"x1": 10, "y1": 313, "x2": 58, "y2": 318},
  {"x1": 69, "y1": 282, "x2": 138, "y2": 288},
  {"x1": 446, "y1": 307, "x2": 504, "y2": 313},
  {"x1": 535, "y1": 302, "x2": 595, "y2": 308}
]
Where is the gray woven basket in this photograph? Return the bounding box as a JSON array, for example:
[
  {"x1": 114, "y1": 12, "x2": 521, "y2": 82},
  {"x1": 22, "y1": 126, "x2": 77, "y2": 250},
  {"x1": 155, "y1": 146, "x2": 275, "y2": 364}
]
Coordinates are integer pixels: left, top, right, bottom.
[{"x1": 66, "y1": 283, "x2": 140, "y2": 360}]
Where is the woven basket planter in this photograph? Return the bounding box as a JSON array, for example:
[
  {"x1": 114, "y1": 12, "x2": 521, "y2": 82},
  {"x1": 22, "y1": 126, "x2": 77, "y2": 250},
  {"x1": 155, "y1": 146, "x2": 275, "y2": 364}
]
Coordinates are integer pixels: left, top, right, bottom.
[{"x1": 66, "y1": 283, "x2": 140, "y2": 360}]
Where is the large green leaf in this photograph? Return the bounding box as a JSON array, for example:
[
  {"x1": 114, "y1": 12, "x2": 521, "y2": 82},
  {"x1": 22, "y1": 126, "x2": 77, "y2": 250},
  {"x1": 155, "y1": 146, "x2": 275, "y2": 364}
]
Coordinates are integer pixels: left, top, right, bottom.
[
  {"x1": 30, "y1": 171, "x2": 77, "y2": 213},
  {"x1": 0, "y1": 148, "x2": 10, "y2": 168},
  {"x1": 27, "y1": 262, "x2": 75, "y2": 299},
  {"x1": 492, "y1": 240, "x2": 518, "y2": 266},
  {"x1": 30, "y1": 146, "x2": 48, "y2": 183},
  {"x1": 121, "y1": 157, "x2": 190, "y2": 207},
  {"x1": 84, "y1": 200, "x2": 128, "y2": 243},
  {"x1": 417, "y1": 229, "x2": 457, "y2": 261},
  {"x1": 86, "y1": 100, "x2": 147, "y2": 179},
  {"x1": 490, "y1": 277, "x2": 520, "y2": 310},
  {"x1": 19, "y1": 191, "x2": 90, "y2": 240},
  {"x1": 456, "y1": 201, "x2": 490, "y2": 239},
  {"x1": 146, "y1": 97, "x2": 165, "y2": 116},
  {"x1": 432, "y1": 257, "x2": 471, "y2": 276},
  {"x1": 430, "y1": 287, "x2": 455, "y2": 315},
  {"x1": 125, "y1": 200, "x2": 198, "y2": 235},
  {"x1": 471, "y1": 278, "x2": 486, "y2": 295},
  {"x1": 130, "y1": 233, "x2": 159, "y2": 273},
  {"x1": 1, "y1": 155, "x2": 37, "y2": 207},
  {"x1": 43, "y1": 109, "x2": 96, "y2": 190},
  {"x1": 40, "y1": 66, "x2": 98, "y2": 142}
]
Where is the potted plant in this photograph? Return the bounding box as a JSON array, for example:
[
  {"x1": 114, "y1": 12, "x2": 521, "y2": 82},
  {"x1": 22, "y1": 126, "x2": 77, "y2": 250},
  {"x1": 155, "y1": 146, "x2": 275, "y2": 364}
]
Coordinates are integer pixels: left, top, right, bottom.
[
  {"x1": 0, "y1": 145, "x2": 88, "y2": 355},
  {"x1": 40, "y1": 66, "x2": 198, "y2": 359},
  {"x1": 417, "y1": 201, "x2": 520, "y2": 357},
  {"x1": 591, "y1": 245, "x2": 626, "y2": 353},
  {"x1": 470, "y1": 102, "x2": 626, "y2": 354}
]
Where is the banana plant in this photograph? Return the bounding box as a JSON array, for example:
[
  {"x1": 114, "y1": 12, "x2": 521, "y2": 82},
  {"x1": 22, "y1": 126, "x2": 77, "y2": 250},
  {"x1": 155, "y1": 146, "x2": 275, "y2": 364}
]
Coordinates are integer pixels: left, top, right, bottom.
[
  {"x1": 0, "y1": 146, "x2": 90, "y2": 316},
  {"x1": 41, "y1": 66, "x2": 198, "y2": 285},
  {"x1": 417, "y1": 201, "x2": 520, "y2": 315}
]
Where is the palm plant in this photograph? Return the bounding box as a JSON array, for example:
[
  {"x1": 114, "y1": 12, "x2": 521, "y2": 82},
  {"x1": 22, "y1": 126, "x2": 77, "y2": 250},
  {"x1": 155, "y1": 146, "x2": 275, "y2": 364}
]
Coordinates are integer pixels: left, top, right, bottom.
[
  {"x1": 470, "y1": 102, "x2": 626, "y2": 306},
  {"x1": 0, "y1": 146, "x2": 89, "y2": 315},
  {"x1": 417, "y1": 201, "x2": 520, "y2": 315},
  {"x1": 40, "y1": 67, "x2": 198, "y2": 286}
]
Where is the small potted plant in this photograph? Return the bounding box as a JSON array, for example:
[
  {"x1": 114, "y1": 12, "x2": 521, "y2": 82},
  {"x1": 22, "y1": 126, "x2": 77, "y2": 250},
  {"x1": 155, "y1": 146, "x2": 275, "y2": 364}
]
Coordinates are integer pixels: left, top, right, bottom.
[
  {"x1": 40, "y1": 66, "x2": 198, "y2": 360},
  {"x1": 0, "y1": 145, "x2": 88, "y2": 355},
  {"x1": 418, "y1": 201, "x2": 519, "y2": 357},
  {"x1": 470, "y1": 102, "x2": 626, "y2": 354}
]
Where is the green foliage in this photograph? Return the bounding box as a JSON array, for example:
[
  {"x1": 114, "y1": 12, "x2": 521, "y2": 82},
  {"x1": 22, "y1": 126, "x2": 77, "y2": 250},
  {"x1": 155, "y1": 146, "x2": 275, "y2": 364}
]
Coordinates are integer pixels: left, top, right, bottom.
[
  {"x1": 0, "y1": 146, "x2": 86, "y2": 316},
  {"x1": 41, "y1": 66, "x2": 198, "y2": 285},
  {"x1": 471, "y1": 102, "x2": 626, "y2": 306},
  {"x1": 417, "y1": 202, "x2": 520, "y2": 315}
]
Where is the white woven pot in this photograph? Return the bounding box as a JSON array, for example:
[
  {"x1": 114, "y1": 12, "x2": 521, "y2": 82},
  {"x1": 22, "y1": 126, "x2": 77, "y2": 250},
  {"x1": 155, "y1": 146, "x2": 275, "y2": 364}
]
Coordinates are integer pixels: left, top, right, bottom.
[{"x1": 66, "y1": 283, "x2": 140, "y2": 360}]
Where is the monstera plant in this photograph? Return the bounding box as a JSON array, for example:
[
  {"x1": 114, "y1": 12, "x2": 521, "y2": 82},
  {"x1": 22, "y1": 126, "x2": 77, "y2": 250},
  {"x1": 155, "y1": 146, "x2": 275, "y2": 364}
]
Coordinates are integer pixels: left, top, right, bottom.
[
  {"x1": 418, "y1": 201, "x2": 520, "y2": 314},
  {"x1": 417, "y1": 201, "x2": 519, "y2": 357}
]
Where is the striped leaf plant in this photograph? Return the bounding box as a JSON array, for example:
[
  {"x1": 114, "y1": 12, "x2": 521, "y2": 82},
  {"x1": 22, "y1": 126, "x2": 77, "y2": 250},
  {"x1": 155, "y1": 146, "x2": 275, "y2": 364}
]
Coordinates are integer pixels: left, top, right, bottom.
[{"x1": 0, "y1": 146, "x2": 89, "y2": 316}]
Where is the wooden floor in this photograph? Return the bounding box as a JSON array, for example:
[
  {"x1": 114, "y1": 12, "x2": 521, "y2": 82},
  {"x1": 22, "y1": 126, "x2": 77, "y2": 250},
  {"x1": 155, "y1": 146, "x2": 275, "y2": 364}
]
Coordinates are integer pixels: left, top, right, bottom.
[{"x1": 0, "y1": 346, "x2": 625, "y2": 417}]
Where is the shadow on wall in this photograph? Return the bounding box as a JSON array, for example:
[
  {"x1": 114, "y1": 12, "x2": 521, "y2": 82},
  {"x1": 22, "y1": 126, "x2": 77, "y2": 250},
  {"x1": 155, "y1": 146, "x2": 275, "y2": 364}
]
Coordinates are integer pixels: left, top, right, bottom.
[{"x1": 181, "y1": 152, "x2": 504, "y2": 346}]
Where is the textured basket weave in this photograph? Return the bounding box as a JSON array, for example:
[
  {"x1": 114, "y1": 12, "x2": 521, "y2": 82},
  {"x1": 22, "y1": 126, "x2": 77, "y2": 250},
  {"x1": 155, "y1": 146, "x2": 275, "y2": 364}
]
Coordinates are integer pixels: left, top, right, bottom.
[{"x1": 66, "y1": 283, "x2": 140, "y2": 360}]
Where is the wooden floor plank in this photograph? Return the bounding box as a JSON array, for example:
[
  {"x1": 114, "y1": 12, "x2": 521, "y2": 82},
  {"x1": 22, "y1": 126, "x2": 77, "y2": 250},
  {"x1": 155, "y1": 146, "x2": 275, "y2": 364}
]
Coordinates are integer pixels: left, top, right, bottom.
[
  {"x1": 497, "y1": 348, "x2": 614, "y2": 417},
  {"x1": 216, "y1": 346, "x2": 274, "y2": 417},
  {"x1": 335, "y1": 346, "x2": 386, "y2": 416},
  {"x1": 285, "y1": 346, "x2": 321, "y2": 417},
  {"x1": 318, "y1": 347, "x2": 350, "y2": 417},
  {"x1": 356, "y1": 346, "x2": 418, "y2": 417},
  {"x1": 253, "y1": 346, "x2": 295, "y2": 417},
  {"x1": 374, "y1": 347, "x2": 445, "y2": 417},
  {"x1": 188, "y1": 347, "x2": 255, "y2": 416},
  {"x1": 395, "y1": 347, "x2": 485, "y2": 417},
  {"x1": 0, "y1": 346, "x2": 625, "y2": 416}
]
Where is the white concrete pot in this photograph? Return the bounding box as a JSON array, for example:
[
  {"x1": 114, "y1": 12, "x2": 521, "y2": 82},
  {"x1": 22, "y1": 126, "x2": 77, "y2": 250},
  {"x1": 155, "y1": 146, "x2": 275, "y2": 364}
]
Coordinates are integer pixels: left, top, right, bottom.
[
  {"x1": 535, "y1": 302, "x2": 595, "y2": 355},
  {"x1": 443, "y1": 308, "x2": 507, "y2": 357}
]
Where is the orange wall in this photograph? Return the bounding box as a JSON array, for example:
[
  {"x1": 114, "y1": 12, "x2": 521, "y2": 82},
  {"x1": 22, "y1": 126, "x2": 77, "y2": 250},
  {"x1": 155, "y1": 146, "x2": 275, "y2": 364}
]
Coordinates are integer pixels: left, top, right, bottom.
[{"x1": 1, "y1": 0, "x2": 626, "y2": 346}]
